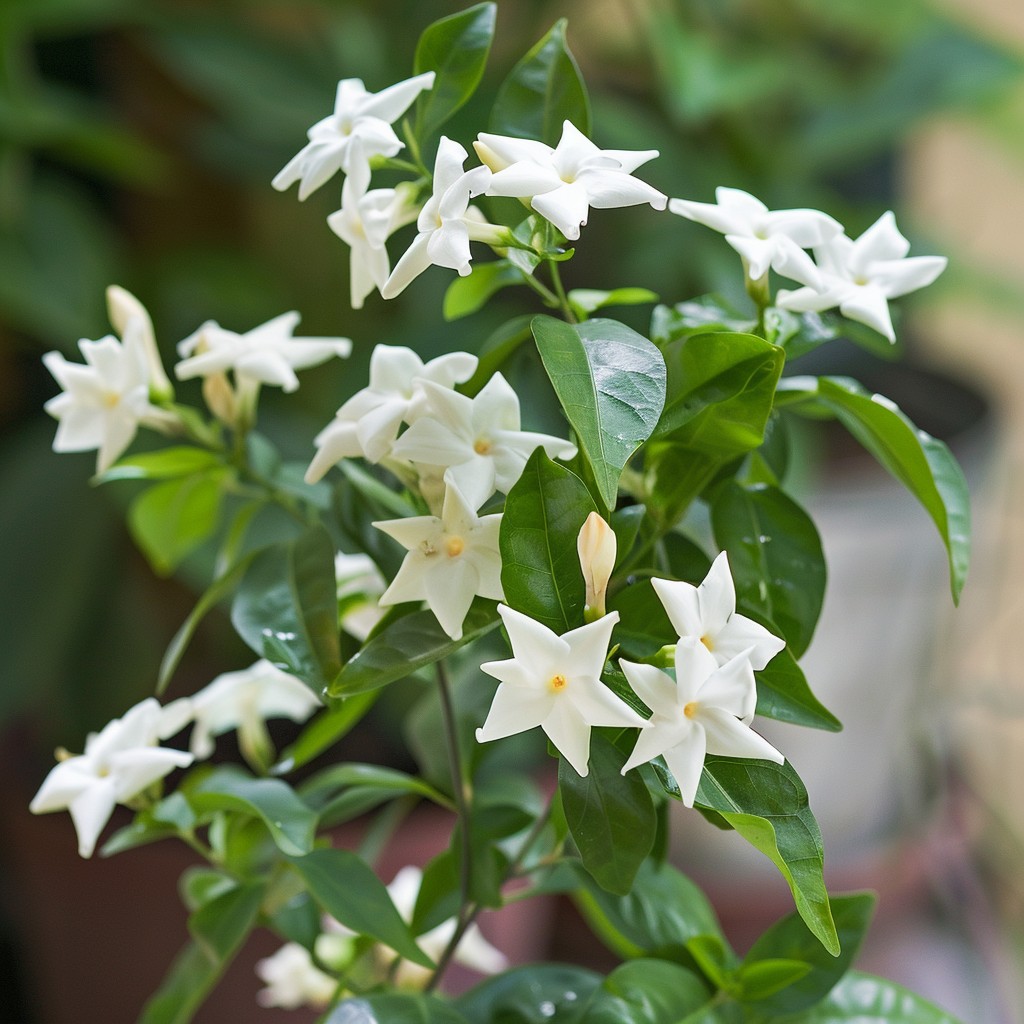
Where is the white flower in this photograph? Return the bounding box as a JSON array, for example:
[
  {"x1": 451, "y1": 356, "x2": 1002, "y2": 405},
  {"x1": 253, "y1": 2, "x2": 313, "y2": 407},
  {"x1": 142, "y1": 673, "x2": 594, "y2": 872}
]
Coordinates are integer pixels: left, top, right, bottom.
[
  {"x1": 272, "y1": 72, "x2": 435, "y2": 200},
  {"x1": 29, "y1": 697, "x2": 193, "y2": 857},
  {"x1": 775, "y1": 211, "x2": 948, "y2": 342},
  {"x1": 478, "y1": 120, "x2": 667, "y2": 241},
  {"x1": 651, "y1": 552, "x2": 785, "y2": 671},
  {"x1": 327, "y1": 139, "x2": 420, "y2": 309},
  {"x1": 373, "y1": 473, "x2": 503, "y2": 640},
  {"x1": 477, "y1": 605, "x2": 646, "y2": 777},
  {"x1": 577, "y1": 511, "x2": 616, "y2": 621},
  {"x1": 175, "y1": 311, "x2": 351, "y2": 394},
  {"x1": 255, "y1": 942, "x2": 336, "y2": 1009},
  {"x1": 620, "y1": 641, "x2": 783, "y2": 806},
  {"x1": 188, "y1": 659, "x2": 322, "y2": 760},
  {"x1": 380, "y1": 137, "x2": 495, "y2": 298},
  {"x1": 305, "y1": 344, "x2": 478, "y2": 481},
  {"x1": 389, "y1": 372, "x2": 577, "y2": 510},
  {"x1": 335, "y1": 551, "x2": 387, "y2": 641},
  {"x1": 667, "y1": 187, "x2": 842, "y2": 282}
]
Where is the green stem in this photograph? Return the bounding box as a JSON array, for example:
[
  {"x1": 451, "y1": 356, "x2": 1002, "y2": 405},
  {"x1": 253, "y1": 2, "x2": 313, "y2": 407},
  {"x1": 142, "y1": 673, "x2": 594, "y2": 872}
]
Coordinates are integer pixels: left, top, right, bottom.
[
  {"x1": 549, "y1": 261, "x2": 577, "y2": 323},
  {"x1": 519, "y1": 268, "x2": 562, "y2": 309}
]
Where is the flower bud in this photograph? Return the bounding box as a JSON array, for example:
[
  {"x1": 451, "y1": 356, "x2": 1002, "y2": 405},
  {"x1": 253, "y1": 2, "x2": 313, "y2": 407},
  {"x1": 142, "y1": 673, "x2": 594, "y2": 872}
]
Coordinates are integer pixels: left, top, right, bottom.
[
  {"x1": 106, "y1": 285, "x2": 175, "y2": 403},
  {"x1": 577, "y1": 511, "x2": 616, "y2": 621},
  {"x1": 202, "y1": 371, "x2": 237, "y2": 427},
  {"x1": 472, "y1": 138, "x2": 508, "y2": 173}
]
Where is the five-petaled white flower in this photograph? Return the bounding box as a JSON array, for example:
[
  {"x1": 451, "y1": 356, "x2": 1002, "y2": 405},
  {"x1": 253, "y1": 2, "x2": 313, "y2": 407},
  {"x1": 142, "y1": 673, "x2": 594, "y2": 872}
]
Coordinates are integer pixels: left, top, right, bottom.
[
  {"x1": 620, "y1": 640, "x2": 784, "y2": 806},
  {"x1": 775, "y1": 211, "x2": 947, "y2": 342},
  {"x1": 187, "y1": 659, "x2": 322, "y2": 761},
  {"x1": 477, "y1": 605, "x2": 647, "y2": 777},
  {"x1": 381, "y1": 136, "x2": 497, "y2": 298},
  {"x1": 305, "y1": 344, "x2": 478, "y2": 481},
  {"x1": 668, "y1": 187, "x2": 842, "y2": 283},
  {"x1": 175, "y1": 311, "x2": 351, "y2": 394},
  {"x1": 374, "y1": 473, "x2": 503, "y2": 640},
  {"x1": 272, "y1": 71, "x2": 435, "y2": 200},
  {"x1": 255, "y1": 942, "x2": 336, "y2": 1009},
  {"x1": 478, "y1": 120, "x2": 667, "y2": 241},
  {"x1": 651, "y1": 551, "x2": 786, "y2": 671},
  {"x1": 390, "y1": 372, "x2": 577, "y2": 510},
  {"x1": 30, "y1": 697, "x2": 193, "y2": 857}
]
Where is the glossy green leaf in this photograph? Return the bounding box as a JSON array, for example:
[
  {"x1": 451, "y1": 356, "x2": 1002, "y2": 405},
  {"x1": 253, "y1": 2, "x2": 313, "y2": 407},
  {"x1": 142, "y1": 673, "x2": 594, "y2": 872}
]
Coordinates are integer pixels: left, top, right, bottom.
[
  {"x1": 288, "y1": 848, "x2": 432, "y2": 968},
  {"x1": 231, "y1": 525, "x2": 341, "y2": 692},
  {"x1": 711, "y1": 481, "x2": 826, "y2": 658},
  {"x1": 733, "y1": 958, "x2": 811, "y2": 1001},
  {"x1": 764, "y1": 308, "x2": 838, "y2": 361},
  {"x1": 300, "y1": 762, "x2": 453, "y2": 815},
  {"x1": 100, "y1": 446, "x2": 224, "y2": 481},
  {"x1": 741, "y1": 892, "x2": 875, "y2": 1013},
  {"x1": 490, "y1": 19, "x2": 590, "y2": 145},
  {"x1": 568, "y1": 288, "x2": 659, "y2": 321},
  {"x1": 414, "y1": 3, "x2": 496, "y2": 138},
  {"x1": 190, "y1": 768, "x2": 317, "y2": 857},
  {"x1": 443, "y1": 259, "x2": 523, "y2": 320},
  {"x1": 560, "y1": 732, "x2": 656, "y2": 896},
  {"x1": 797, "y1": 971, "x2": 964, "y2": 1023},
  {"x1": 101, "y1": 791, "x2": 197, "y2": 856},
  {"x1": 779, "y1": 375, "x2": 971, "y2": 603},
  {"x1": 650, "y1": 297, "x2": 756, "y2": 343},
  {"x1": 581, "y1": 959, "x2": 712, "y2": 1023},
  {"x1": 325, "y1": 994, "x2": 469, "y2": 1024},
  {"x1": 533, "y1": 316, "x2": 667, "y2": 510},
  {"x1": 274, "y1": 691, "x2": 379, "y2": 772},
  {"x1": 696, "y1": 757, "x2": 838, "y2": 955},
  {"x1": 608, "y1": 580, "x2": 675, "y2": 659},
  {"x1": 755, "y1": 648, "x2": 841, "y2": 732},
  {"x1": 329, "y1": 599, "x2": 499, "y2": 697},
  {"x1": 457, "y1": 964, "x2": 602, "y2": 1023},
  {"x1": 500, "y1": 449, "x2": 597, "y2": 633},
  {"x1": 188, "y1": 882, "x2": 264, "y2": 962}
]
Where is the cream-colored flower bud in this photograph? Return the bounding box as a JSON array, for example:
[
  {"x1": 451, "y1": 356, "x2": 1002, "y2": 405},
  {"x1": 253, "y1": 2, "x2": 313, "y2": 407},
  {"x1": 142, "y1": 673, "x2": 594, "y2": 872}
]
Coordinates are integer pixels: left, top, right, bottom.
[
  {"x1": 472, "y1": 138, "x2": 509, "y2": 173},
  {"x1": 106, "y1": 285, "x2": 174, "y2": 402},
  {"x1": 578, "y1": 511, "x2": 616, "y2": 621},
  {"x1": 202, "y1": 371, "x2": 237, "y2": 427}
]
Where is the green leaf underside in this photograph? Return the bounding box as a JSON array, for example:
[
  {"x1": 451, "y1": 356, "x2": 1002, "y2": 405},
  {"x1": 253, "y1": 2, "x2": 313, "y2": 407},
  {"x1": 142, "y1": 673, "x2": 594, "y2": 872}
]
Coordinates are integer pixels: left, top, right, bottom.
[
  {"x1": 756, "y1": 648, "x2": 841, "y2": 732},
  {"x1": 695, "y1": 757, "x2": 838, "y2": 955},
  {"x1": 533, "y1": 316, "x2": 667, "y2": 510},
  {"x1": 500, "y1": 449, "x2": 597, "y2": 633}
]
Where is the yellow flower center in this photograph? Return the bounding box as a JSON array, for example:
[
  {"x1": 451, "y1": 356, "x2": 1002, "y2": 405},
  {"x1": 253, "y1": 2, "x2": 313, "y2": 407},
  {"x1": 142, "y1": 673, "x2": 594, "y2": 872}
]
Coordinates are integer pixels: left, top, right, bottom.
[
  {"x1": 549, "y1": 673, "x2": 568, "y2": 692},
  {"x1": 445, "y1": 536, "x2": 465, "y2": 557},
  {"x1": 102, "y1": 391, "x2": 121, "y2": 409},
  {"x1": 683, "y1": 701, "x2": 699, "y2": 719},
  {"x1": 473, "y1": 437, "x2": 492, "y2": 455},
  {"x1": 700, "y1": 634, "x2": 715, "y2": 652}
]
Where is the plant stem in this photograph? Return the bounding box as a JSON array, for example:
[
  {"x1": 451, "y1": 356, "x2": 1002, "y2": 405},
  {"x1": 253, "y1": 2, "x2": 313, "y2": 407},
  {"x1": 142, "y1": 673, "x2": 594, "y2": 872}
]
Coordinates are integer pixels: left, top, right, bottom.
[{"x1": 549, "y1": 261, "x2": 577, "y2": 323}]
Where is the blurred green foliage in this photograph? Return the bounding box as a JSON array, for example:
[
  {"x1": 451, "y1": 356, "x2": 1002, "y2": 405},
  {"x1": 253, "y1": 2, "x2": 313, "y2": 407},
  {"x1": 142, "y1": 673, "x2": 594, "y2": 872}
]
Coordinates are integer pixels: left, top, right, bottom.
[{"x1": 0, "y1": 0, "x2": 1019, "y2": 748}]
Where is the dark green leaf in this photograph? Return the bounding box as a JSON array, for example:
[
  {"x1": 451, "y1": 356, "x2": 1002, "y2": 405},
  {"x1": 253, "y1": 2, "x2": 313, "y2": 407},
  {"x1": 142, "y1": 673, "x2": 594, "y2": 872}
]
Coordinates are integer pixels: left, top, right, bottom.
[
  {"x1": 457, "y1": 964, "x2": 602, "y2": 1023},
  {"x1": 560, "y1": 732, "x2": 656, "y2": 895},
  {"x1": 325, "y1": 994, "x2": 469, "y2": 1024},
  {"x1": 274, "y1": 691, "x2": 379, "y2": 772},
  {"x1": 711, "y1": 481, "x2": 826, "y2": 658},
  {"x1": 137, "y1": 942, "x2": 222, "y2": 1024},
  {"x1": 188, "y1": 882, "x2": 264, "y2": 962},
  {"x1": 443, "y1": 260, "x2": 523, "y2": 320},
  {"x1": 300, "y1": 763, "x2": 452, "y2": 814},
  {"x1": 231, "y1": 525, "x2": 341, "y2": 692},
  {"x1": 756, "y1": 648, "x2": 841, "y2": 732},
  {"x1": 533, "y1": 316, "x2": 667, "y2": 510},
  {"x1": 490, "y1": 19, "x2": 590, "y2": 145},
  {"x1": 500, "y1": 449, "x2": 596, "y2": 633},
  {"x1": 765, "y1": 308, "x2": 838, "y2": 361},
  {"x1": 568, "y1": 288, "x2": 659, "y2": 321},
  {"x1": 608, "y1": 580, "x2": 675, "y2": 659},
  {"x1": 581, "y1": 959, "x2": 712, "y2": 1023},
  {"x1": 796, "y1": 971, "x2": 964, "y2": 1023},
  {"x1": 288, "y1": 848, "x2": 432, "y2": 968}
]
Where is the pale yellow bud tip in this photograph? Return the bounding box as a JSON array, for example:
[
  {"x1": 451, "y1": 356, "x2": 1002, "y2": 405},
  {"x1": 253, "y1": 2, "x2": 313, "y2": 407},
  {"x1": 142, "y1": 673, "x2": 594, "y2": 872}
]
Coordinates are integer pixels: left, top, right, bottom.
[{"x1": 577, "y1": 511, "x2": 616, "y2": 619}]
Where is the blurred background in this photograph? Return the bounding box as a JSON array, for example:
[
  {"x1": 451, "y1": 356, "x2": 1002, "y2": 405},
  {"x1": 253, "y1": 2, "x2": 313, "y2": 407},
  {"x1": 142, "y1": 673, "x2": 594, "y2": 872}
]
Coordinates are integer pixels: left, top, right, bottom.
[{"x1": 2, "y1": 0, "x2": 1024, "y2": 1020}]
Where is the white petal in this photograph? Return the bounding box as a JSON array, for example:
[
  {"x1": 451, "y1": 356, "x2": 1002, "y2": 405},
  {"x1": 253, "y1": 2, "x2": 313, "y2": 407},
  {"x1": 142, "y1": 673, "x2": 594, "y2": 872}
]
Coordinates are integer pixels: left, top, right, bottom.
[
  {"x1": 423, "y1": 557, "x2": 478, "y2": 640},
  {"x1": 837, "y1": 285, "x2": 895, "y2": 342},
  {"x1": 872, "y1": 255, "x2": 947, "y2": 299},
  {"x1": 359, "y1": 71, "x2": 435, "y2": 124},
  {"x1": 619, "y1": 660, "x2": 679, "y2": 718},
  {"x1": 69, "y1": 778, "x2": 118, "y2": 858},
  {"x1": 698, "y1": 707, "x2": 783, "y2": 763},
  {"x1": 651, "y1": 576, "x2": 703, "y2": 639},
  {"x1": 381, "y1": 232, "x2": 433, "y2": 299},
  {"x1": 543, "y1": 699, "x2": 592, "y2": 777},
  {"x1": 477, "y1": 682, "x2": 553, "y2": 742},
  {"x1": 531, "y1": 182, "x2": 591, "y2": 240},
  {"x1": 662, "y1": 731, "x2": 708, "y2": 808}
]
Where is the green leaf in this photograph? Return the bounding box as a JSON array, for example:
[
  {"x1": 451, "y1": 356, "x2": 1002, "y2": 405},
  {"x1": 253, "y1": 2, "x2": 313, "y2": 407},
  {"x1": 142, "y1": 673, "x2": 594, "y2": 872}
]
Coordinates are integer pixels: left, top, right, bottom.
[
  {"x1": 650, "y1": 297, "x2": 756, "y2": 344},
  {"x1": 231, "y1": 525, "x2": 341, "y2": 692},
  {"x1": 443, "y1": 260, "x2": 523, "y2": 320},
  {"x1": 137, "y1": 942, "x2": 223, "y2": 1024},
  {"x1": 325, "y1": 994, "x2": 469, "y2": 1023},
  {"x1": 568, "y1": 288, "x2": 659, "y2": 320},
  {"x1": 189, "y1": 768, "x2": 317, "y2": 857},
  {"x1": 560, "y1": 732, "x2": 656, "y2": 896},
  {"x1": 288, "y1": 848, "x2": 432, "y2": 968},
  {"x1": 329, "y1": 599, "x2": 499, "y2": 697},
  {"x1": 780, "y1": 375, "x2": 971, "y2": 603},
  {"x1": 608, "y1": 580, "x2": 675, "y2": 659},
  {"x1": 500, "y1": 449, "x2": 597, "y2": 633},
  {"x1": 533, "y1": 316, "x2": 667, "y2": 510},
  {"x1": 796, "y1": 971, "x2": 965, "y2": 1023},
  {"x1": 460, "y1": 315, "x2": 534, "y2": 397},
  {"x1": 740, "y1": 892, "x2": 875, "y2": 1013},
  {"x1": 127, "y1": 472, "x2": 225, "y2": 576},
  {"x1": 581, "y1": 959, "x2": 712, "y2": 1023},
  {"x1": 413, "y1": 3, "x2": 496, "y2": 139},
  {"x1": 274, "y1": 691, "x2": 379, "y2": 772},
  {"x1": 100, "y1": 446, "x2": 224, "y2": 481},
  {"x1": 490, "y1": 19, "x2": 590, "y2": 145},
  {"x1": 733, "y1": 958, "x2": 811, "y2": 1001},
  {"x1": 711, "y1": 481, "x2": 826, "y2": 658},
  {"x1": 457, "y1": 965, "x2": 603, "y2": 1023},
  {"x1": 695, "y1": 757, "x2": 838, "y2": 955},
  {"x1": 755, "y1": 648, "x2": 841, "y2": 732},
  {"x1": 188, "y1": 882, "x2": 264, "y2": 962},
  {"x1": 300, "y1": 763, "x2": 453, "y2": 817}
]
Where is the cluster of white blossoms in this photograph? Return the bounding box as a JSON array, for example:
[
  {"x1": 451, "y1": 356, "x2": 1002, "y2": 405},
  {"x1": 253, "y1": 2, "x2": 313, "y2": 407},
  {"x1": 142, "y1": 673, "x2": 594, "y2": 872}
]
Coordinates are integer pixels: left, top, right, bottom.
[{"x1": 30, "y1": 660, "x2": 321, "y2": 857}]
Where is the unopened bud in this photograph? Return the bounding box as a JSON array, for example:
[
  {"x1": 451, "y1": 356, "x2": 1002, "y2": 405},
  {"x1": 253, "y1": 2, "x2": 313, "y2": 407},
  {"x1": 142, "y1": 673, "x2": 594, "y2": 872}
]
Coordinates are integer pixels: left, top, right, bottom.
[
  {"x1": 472, "y1": 139, "x2": 508, "y2": 173},
  {"x1": 106, "y1": 285, "x2": 175, "y2": 403},
  {"x1": 578, "y1": 512, "x2": 616, "y2": 621},
  {"x1": 202, "y1": 372, "x2": 237, "y2": 427}
]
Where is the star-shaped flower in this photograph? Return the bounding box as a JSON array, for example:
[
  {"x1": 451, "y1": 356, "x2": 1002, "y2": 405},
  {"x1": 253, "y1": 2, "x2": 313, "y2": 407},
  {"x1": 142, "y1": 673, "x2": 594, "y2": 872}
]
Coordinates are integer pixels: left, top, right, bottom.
[
  {"x1": 381, "y1": 137, "x2": 495, "y2": 298},
  {"x1": 478, "y1": 120, "x2": 667, "y2": 241},
  {"x1": 29, "y1": 697, "x2": 193, "y2": 857},
  {"x1": 651, "y1": 552, "x2": 785, "y2": 671},
  {"x1": 620, "y1": 641, "x2": 783, "y2": 806},
  {"x1": 305, "y1": 343, "x2": 478, "y2": 482},
  {"x1": 175, "y1": 311, "x2": 351, "y2": 393},
  {"x1": 373, "y1": 473, "x2": 503, "y2": 640},
  {"x1": 389, "y1": 372, "x2": 577, "y2": 510},
  {"x1": 775, "y1": 211, "x2": 947, "y2": 342},
  {"x1": 255, "y1": 943, "x2": 336, "y2": 1009},
  {"x1": 668, "y1": 187, "x2": 842, "y2": 282},
  {"x1": 272, "y1": 72, "x2": 435, "y2": 200},
  {"x1": 477, "y1": 605, "x2": 647, "y2": 777}
]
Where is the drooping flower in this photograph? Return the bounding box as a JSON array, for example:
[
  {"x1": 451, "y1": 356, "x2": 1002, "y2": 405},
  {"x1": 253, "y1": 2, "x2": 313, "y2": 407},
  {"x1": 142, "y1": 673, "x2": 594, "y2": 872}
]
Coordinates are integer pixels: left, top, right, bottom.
[
  {"x1": 577, "y1": 511, "x2": 616, "y2": 621},
  {"x1": 667, "y1": 187, "x2": 842, "y2": 284},
  {"x1": 187, "y1": 660, "x2": 322, "y2": 762},
  {"x1": 389, "y1": 372, "x2": 577, "y2": 510},
  {"x1": 477, "y1": 605, "x2": 646, "y2": 777},
  {"x1": 335, "y1": 551, "x2": 387, "y2": 641},
  {"x1": 620, "y1": 641, "x2": 783, "y2": 806},
  {"x1": 272, "y1": 72, "x2": 436, "y2": 200},
  {"x1": 29, "y1": 698, "x2": 193, "y2": 857},
  {"x1": 255, "y1": 942, "x2": 337, "y2": 1009},
  {"x1": 175, "y1": 311, "x2": 351, "y2": 394},
  {"x1": 380, "y1": 137, "x2": 498, "y2": 298},
  {"x1": 373, "y1": 473, "x2": 503, "y2": 640},
  {"x1": 651, "y1": 551, "x2": 785, "y2": 671},
  {"x1": 478, "y1": 120, "x2": 667, "y2": 241},
  {"x1": 305, "y1": 344, "x2": 478, "y2": 481},
  {"x1": 775, "y1": 211, "x2": 948, "y2": 342}
]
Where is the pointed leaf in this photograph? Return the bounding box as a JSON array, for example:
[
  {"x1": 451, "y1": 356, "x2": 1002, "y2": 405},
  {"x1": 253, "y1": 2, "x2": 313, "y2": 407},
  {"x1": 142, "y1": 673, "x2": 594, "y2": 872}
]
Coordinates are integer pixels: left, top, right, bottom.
[
  {"x1": 457, "y1": 965, "x2": 603, "y2": 1023},
  {"x1": 581, "y1": 959, "x2": 712, "y2": 1023},
  {"x1": 274, "y1": 691, "x2": 379, "y2": 772},
  {"x1": 755, "y1": 647, "x2": 841, "y2": 732},
  {"x1": 188, "y1": 882, "x2": 264, "y2": 962},
  {"x1": 444, "y1": 259, "x2": 523, "y2": 320},
  {"x1": 797, "y1": 971, "x2": 965, "y2": 1023}
]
